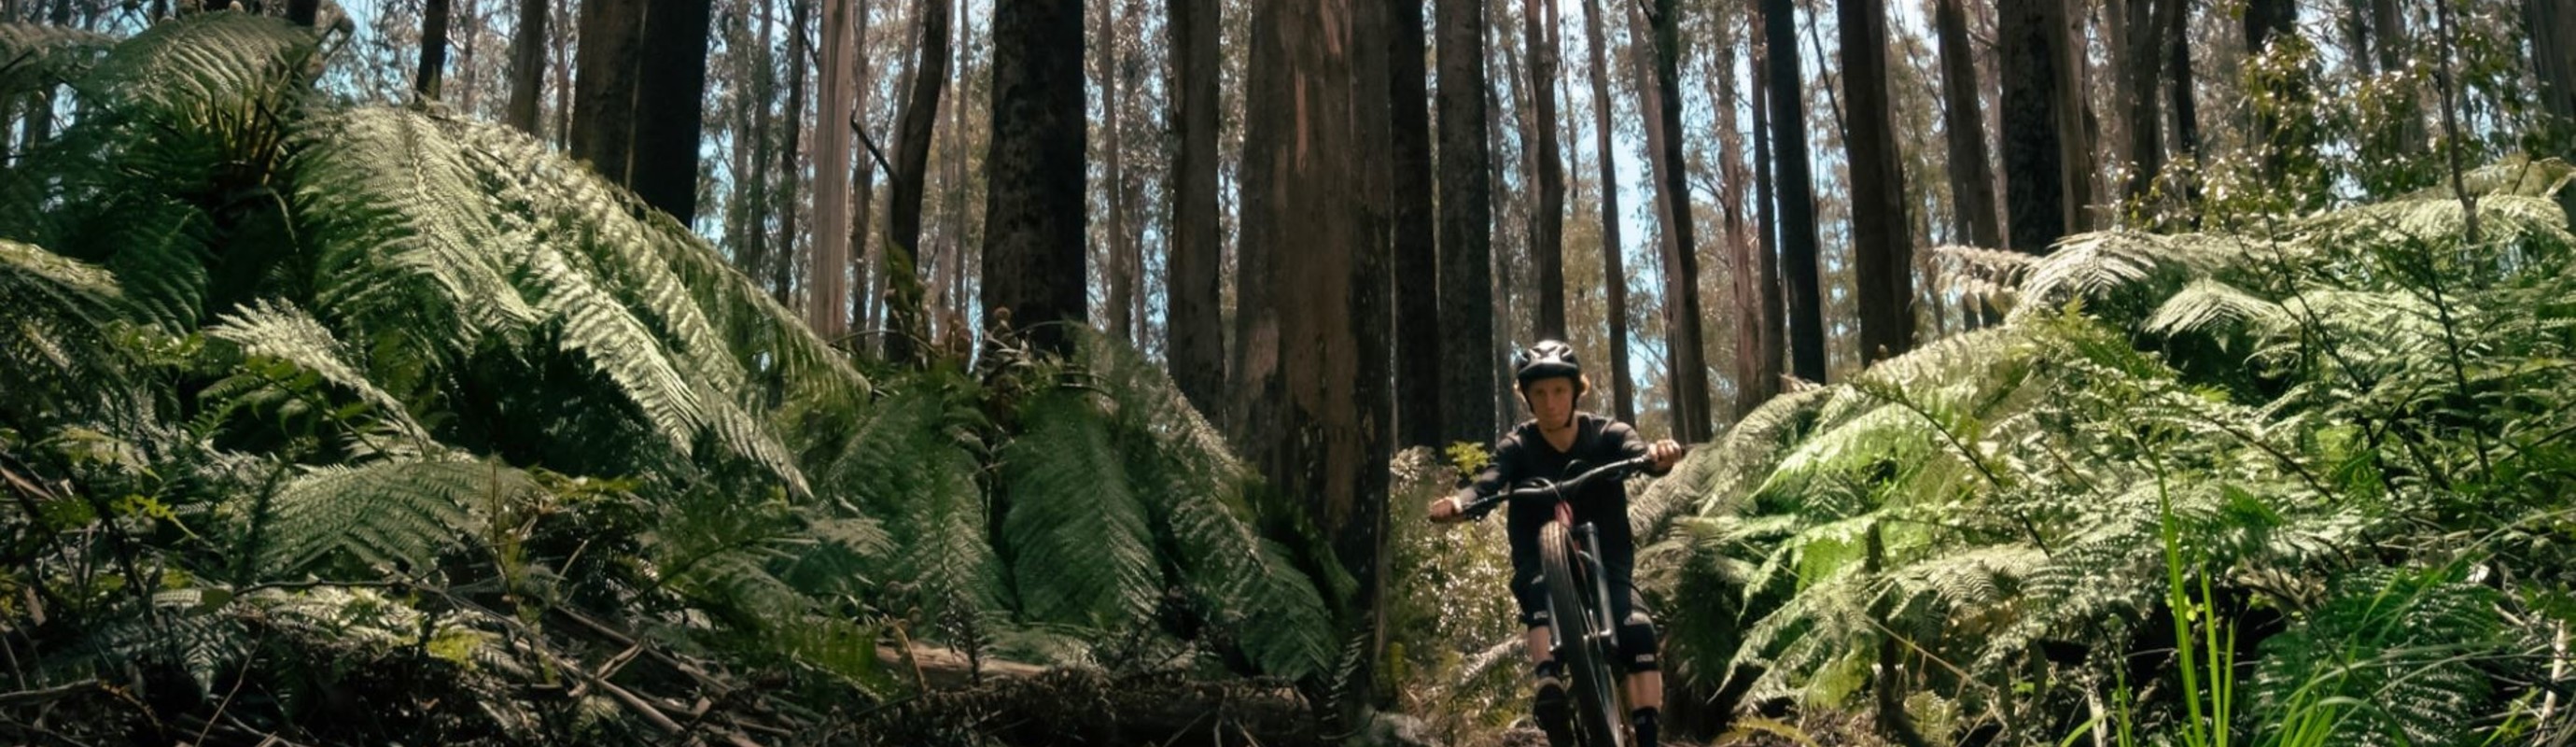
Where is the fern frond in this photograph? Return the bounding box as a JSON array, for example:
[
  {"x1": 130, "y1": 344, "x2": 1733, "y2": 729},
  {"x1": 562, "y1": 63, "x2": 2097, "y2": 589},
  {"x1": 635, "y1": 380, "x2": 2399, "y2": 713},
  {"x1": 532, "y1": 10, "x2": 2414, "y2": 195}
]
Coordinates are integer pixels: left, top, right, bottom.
[
  {"x1": 75, "y1": 12, "x2": 315, "y2": 118},
  {"x1": 828, "y1": 386, "x2": 1005, "y2": 620},
  {"x1": 205, "y1": 298, "x2": 429, "y2": 444},
  {"x1": 0, "y1": 239, "x2": 153, "y2": 430},
  {"x1": 2148, "y1": 278, "x2": 2296, "y2": 340},
  {"x1": 262, "y1": 458, "x2": 526, "y2": 574},
  {"x1": 1000, "y1": 391, "x2": 1160, "y2": 630},
  {"x1": 2013, "y1": 231, "x2": 2243, "y2": 321},
  {"x1": 0, "y1": 22, "x2": 114, "y2": 98},
  {"x1": 1066, "y1": 327, "x2": 1333, "y2": 678},
  {"x1": 2250, "y1": 568, "x2": 2511, "y2": 747}
]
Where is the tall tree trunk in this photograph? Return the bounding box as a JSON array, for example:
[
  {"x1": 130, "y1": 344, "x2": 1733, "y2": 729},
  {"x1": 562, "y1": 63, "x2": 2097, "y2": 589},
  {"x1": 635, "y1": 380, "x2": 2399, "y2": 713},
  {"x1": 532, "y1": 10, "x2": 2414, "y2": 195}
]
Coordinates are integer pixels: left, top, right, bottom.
[
  {"x1": 1748, "y1": 32, "x2": 1785, "y2": 416},
  {"x1": 1999, "y1": 0, "x2": 2070, "y2": 254},
  {"x1": 984, "y1": 0, "x2": 1086, "y2": 358},
  {"x1": 1167, "y1": 0, "x2": 1224, "y2": 425},
  {"x1": 2120, "y1": 0, "x2": 2168, "y2": 208},
  {"x1": 552, "y1": 1, "x2": 574, "y2": 148},
  {"x1": 417, "y1": 0, "x2": 453, "y2": 99},
  {"x1": 1715, "y1": 12, "x2": 1764, "y2": 418},
  {"x1": 1099, "y1": 0, "x2": 1135, "y2": 342},
  {"x1": 1522, "y1": 0, "x2": 1565, "y2": 340},
  {"x1": 1576, "y1": 0, "x2": 1632, "y2": 426},
  {"x1": 739, "y1": 0, "x2": 777, "y2": 284},
  {"x1": 505, "y1": 0, "x2": 546, "y2": 134},
  {"x1": 2163, "y1": 0, "x2": 2201, "y2": 217},
  {"x1": 774, "y1": 0, "x2": 811, "y2": 305},
  {"x1": 2375, "y1": 0, "x2": 2425, "y2": 155},
  {"x1": 2533, "y1": 0, "x2": 2576, "y2": 149},
  {"x1": 1240, "y1": 0, "x2": 1392, "y2": 725},
  {"x1": 809, "y1": 0, "x2": 856, "y2": 339},
  {"x1": 1639, "y1": 0, "x2": 1711, "y2": 441},
  {"x1": 1392, "y1": 0, "x2": 1442, "y2": 446},
  {"x1": 572, "y1": 0, "x2": 646, "y2": 185},
  {"x1": 1841, "y1": 0, "x2": 1912, "y2": 367},
  {"x1": 628, "y1": 0, "x2": 715, "y2": 222},
  {"x1": 1760, "y1": 0, "x2": 1826, "y2": 385},
  {"x1": 1934, "y1": 0, "x2": 2001, "y2": 251},
  {"x1": 849, "y1": 1, "x2": 875, "y2": 347},
  {"x1": 886, "y1": 0, "x2": 950, "y2": 363},
  {"x1": 457, "y1": 0, "x2": 480, "y2": 112},
  {"x1": 1435, "y1": 0, "x2": 1497, "y2": 445},
  {"x1": 2243, "y1": 0, "x2": 2303, "y2": 192}
]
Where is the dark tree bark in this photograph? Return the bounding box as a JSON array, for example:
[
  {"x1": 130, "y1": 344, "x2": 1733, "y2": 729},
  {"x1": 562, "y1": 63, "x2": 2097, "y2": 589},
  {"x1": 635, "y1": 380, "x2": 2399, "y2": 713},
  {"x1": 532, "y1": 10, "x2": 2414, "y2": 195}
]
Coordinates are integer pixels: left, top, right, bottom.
[
  {"x1": 1239, "y1": 0, "x2": 1392, "y2": 726},
  {"x1": 2120, "y1": 0, "x2": 2170, "y2": 206},
  {"x1": 1760, "y1": 0, "x2": 1826, "y2": 385},
  {"x1": 1841, "y1": 0, "x2": 1912, "y2": 366},
  {"x1": 1999, "y1": 0, "x2": 2070, "y2": 254},
  {"x1": 628, "y1": 0, "x2": 713, "y2": 222},
  {"x1": 571, "y1": 0, "x2": 646, "y2": 186},
  {"x1": 1576, "y1": 0, "x2": 1632, "y2": 426},
  {"x1": 505, "y1": 0, "x2": 547, "y2": 134},
  {"x1": 1391, "y1": 0, "x2": 1442, "y2": 446},
  {"x1": 1435, "y1": 0, "x2": 1497, "y2": 445},
  {"x1": 1747, "y1": 32, "x2": 1785, "y2": 416},
  {"x1": 2374, "y1": 0, "x2": 2425, "y2": 154},
  {"x1": 1641, "y1": 0, "x2": 1711, "y2": 441},
  {"x1": 1523, "y1": 0, "x2": 1565, "y2": 340},
  {"x1": 417, "y1": 0, "x2": 452, "y2": 99},
  {"x1": 2163, "y1": 0, "x2": 2202, "y2": 217},
  {"x1": 1167, "y1": 0, "x2": 1224, "y2": 425},
  {"x1": 885, "y1": 0, "x2": 951, "y2": 364},
  {"x1": 2532, "y1": 0, "x2": 2576, "y2": 218},
  {"x1": 773, "y1": 0, "x2": 810, "y2": 305},
  {"x1": 1099, "y1": 0, "x2": 1136, "y2": 343},
  {"x1": 287, "y1": 0, "x2": 317, "y2": 26},
  {"x1": 983, "y1": 0, "x2": 1087, "y2": 358},
  {"x1": 1934, "y1": 0, "x2": 2001, "y2": 251}
]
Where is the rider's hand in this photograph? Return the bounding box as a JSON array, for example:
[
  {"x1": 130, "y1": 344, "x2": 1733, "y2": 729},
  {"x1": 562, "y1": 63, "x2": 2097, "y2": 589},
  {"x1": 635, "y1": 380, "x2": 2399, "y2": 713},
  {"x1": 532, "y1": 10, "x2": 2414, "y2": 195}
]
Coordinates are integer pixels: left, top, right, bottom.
[
  {"x1": 1427, "y1": 491, "x2": 1470, "y2": 524},
  {"x1": 1648, "y1": 439, "x2": 1685, "y2": 472}
]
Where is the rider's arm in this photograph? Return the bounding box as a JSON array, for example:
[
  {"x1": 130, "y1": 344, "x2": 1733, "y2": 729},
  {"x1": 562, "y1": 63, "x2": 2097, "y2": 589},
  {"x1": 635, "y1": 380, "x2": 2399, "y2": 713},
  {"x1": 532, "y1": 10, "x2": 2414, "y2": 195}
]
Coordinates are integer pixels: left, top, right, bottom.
[
  {"x1": 1437, "y1": 433, "x2": 1524, "y2": 520},
  {"x1": 1607, "y1": 421, "x2": 1676, "y2": 477}
]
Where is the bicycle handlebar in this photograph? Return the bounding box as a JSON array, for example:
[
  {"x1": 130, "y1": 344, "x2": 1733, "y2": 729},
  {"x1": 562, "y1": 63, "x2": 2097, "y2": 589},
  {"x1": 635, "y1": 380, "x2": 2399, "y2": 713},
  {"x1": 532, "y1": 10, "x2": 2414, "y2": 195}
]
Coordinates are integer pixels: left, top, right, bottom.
[{"x1": 1458, "y1": 455, "x2": 1655, "y2": 520}]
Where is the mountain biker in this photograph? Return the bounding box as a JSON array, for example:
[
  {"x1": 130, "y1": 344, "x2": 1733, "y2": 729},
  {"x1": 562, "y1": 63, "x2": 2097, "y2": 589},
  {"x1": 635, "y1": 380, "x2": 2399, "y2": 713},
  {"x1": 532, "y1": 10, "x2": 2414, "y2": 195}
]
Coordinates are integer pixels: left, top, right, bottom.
[{"x1": 1428, "y1": 340, "x2": 1683, "y2": 747}]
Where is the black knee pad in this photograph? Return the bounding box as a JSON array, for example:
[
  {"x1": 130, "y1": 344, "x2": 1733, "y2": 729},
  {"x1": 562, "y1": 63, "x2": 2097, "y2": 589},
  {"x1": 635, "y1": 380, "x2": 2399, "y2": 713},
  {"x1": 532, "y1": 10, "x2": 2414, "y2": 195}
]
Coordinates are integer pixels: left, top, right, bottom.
[{"x1": 1617, "y1": 611, "x2": 1659, "y2": 672}]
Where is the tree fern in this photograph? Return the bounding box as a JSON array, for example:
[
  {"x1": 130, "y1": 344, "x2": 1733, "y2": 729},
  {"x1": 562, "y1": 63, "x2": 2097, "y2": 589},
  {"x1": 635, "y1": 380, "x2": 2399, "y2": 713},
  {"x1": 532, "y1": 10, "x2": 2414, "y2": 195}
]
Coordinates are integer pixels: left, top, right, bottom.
[
  {"x1": 2250, "y1": 568, "x2": 2513, "y2": 747},
  {"x1": 261, "y1": 457, "x2": 527, "y2": 574},
  {"x1": 205, "y1": 298, "x2": 430, "y2": 446},
  {"x1": 0, "y1": 22, "x2": 115, "y2": 99},
  {"x1": 999, "y1": 389, "x2": 1160, "y2": 631},
  {"x1": 824, "y1": 383, "x2": 1006, "y2": 623},
  {"x1": 1069, "y1": 328, "x2": 1332, "y2": 678}
]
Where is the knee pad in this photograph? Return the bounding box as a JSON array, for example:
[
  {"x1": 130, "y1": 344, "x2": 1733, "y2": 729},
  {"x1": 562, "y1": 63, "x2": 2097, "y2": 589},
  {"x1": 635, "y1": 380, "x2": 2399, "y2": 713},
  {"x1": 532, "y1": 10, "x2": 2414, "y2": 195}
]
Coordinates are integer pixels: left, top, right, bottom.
[{"x1": 1617, "y1": 612, "x2": 1659, "y2": 672}]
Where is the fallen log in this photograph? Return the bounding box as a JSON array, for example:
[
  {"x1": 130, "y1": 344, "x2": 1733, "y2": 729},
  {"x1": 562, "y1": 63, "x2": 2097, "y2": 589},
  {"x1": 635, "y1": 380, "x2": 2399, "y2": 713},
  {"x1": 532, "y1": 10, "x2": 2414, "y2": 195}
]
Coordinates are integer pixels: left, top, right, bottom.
[{"x1": 868, "y1": 644, "x2": 1318, "y2": 747}]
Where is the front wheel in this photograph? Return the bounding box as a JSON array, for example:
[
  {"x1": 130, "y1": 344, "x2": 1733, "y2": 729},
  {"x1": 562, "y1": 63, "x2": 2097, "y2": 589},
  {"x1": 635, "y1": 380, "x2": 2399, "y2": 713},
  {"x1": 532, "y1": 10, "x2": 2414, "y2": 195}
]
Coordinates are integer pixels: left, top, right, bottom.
[{"x1": 1540, "y1": 521, "x2": 1623, "y2": 747}]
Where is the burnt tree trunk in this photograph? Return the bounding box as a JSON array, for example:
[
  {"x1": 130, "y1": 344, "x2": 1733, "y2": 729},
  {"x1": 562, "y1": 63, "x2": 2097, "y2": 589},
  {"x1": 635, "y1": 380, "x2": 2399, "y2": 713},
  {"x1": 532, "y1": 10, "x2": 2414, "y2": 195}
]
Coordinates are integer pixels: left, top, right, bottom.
[
  {"x1": 1761, "y1": 0, "x2": 1826, "y2": 384},
  {"x1": 885, "y1": 0, "x2": 951, "y2": 363},
  {"x1": 1841, "y1": 0, "x2": 1913, "y2": 365},
  {"x1": 1392, "y1": 0, "x2": 1443, "y2": 446},
  {"x1": 1435, "y1": 0, "x2": 1497, "y2": 445},
  {"x1": 983, "y1": 0, "x2": 1087, "y2": 358},
  {"x1": 1167, "y1": 0, "x2": 1225, "y2": 425}
]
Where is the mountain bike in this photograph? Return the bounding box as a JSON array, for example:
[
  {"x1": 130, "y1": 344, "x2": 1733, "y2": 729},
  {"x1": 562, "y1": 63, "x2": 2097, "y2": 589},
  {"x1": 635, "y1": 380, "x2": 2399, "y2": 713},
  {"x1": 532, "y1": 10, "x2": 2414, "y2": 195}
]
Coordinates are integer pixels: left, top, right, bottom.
[{"x1": 1461, "y1": 455, "x2": 1653, "y2": 747}]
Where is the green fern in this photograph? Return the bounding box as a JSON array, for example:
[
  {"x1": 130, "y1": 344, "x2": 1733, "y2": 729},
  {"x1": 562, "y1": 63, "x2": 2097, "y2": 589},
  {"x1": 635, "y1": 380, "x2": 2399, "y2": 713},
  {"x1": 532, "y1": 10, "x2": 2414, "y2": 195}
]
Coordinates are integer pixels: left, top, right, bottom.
[
  {"x1": 2250, "y1": 568, "x2": 2513, "y2": 747},
  {"x1": 1000, "y1": 389, "x2": 1161, "y2": 631},
  {"x1": 204, "y1": 298, "x2": 430, "y2": 445},
  {"x1": 0, "y1": 22, "x2": 115, "y2": 98},
  {"x1": 261, "y1": 457, "x2": 526, "y2": 574}
]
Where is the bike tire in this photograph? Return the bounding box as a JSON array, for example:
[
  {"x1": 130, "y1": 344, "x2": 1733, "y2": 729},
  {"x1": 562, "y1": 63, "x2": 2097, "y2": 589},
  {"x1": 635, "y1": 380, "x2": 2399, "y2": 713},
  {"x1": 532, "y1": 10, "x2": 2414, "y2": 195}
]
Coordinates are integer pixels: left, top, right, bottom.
[{"x1": 1540, "y1": 521, "x2": 1625, "y2": 747}]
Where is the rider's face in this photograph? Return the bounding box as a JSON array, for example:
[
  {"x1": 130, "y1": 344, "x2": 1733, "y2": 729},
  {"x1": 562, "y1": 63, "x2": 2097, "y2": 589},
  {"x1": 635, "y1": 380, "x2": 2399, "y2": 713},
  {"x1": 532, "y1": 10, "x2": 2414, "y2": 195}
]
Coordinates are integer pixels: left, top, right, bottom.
[{"x1": 1521, "y1": 377, "x2": 1576, "y2": 430}]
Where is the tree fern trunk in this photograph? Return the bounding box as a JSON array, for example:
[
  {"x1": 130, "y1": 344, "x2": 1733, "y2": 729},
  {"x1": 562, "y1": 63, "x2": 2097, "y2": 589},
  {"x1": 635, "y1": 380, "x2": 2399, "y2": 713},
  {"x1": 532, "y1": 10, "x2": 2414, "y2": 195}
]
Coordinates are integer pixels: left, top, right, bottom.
[{"x1": 982, "y1": 0, "x2": 1085, "y2": 358}]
